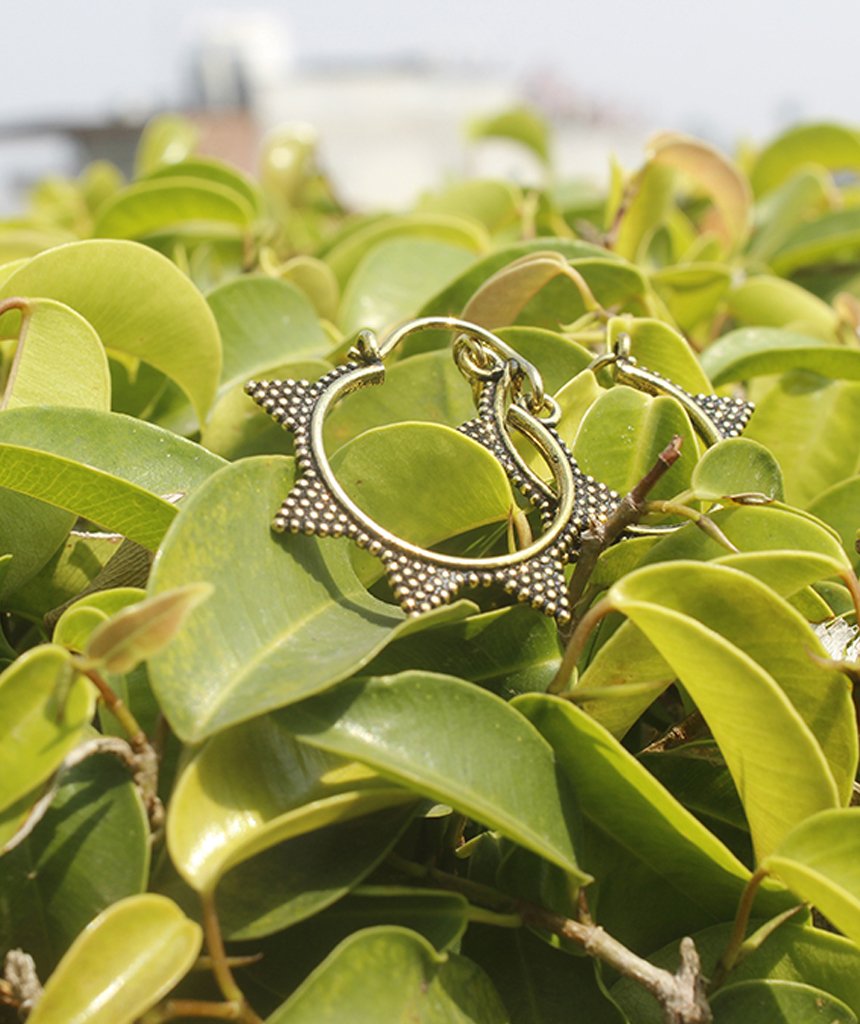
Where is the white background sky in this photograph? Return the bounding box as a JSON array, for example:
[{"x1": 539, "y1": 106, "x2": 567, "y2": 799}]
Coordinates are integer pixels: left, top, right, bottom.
[{"x1": 3, "y1": 0, "x2": 858, "y2": 144}]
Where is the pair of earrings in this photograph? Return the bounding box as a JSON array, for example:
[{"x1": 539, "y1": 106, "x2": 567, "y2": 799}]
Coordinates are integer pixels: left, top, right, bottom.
[{"x1": 246, "y1": 317, "x2": 753, "y2": 626}]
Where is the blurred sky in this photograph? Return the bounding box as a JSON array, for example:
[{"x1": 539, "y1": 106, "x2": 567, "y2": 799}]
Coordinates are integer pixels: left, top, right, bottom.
[{"x1": 4, "y1": 0, "x2": 859, "y2": 143}]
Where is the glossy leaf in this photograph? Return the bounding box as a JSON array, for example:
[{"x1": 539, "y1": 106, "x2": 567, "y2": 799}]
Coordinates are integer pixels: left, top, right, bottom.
[
  {"x1": 701, "y1": 328, "x2": 860, "y2": 387},
  {"x1": 236, "y1": 885, "x2": 470, "y2": 1007},
  {"x1": 468, "y1": 105, "x2": 551, "y2": 165},
  {"x1": 93, "y1": 177, "x2": 255, "y2": 240},
  {"x1": 771, "y1": 208, "x2": 860, "y2": 275},
  {"x1": 0, "y1": 298, "x2": 109, "y2": 411},
  {"x1": 279, "y1": 672, "x2": 588, "y2": 881},
  {"x1": 147, "y1": 455, "x2": 476, "y2": 742},
  {"x1": 725, "y1": 277, "x2": 838, "y2": 340},
  {"x1": 324, "y1": 214, "x2": 488, "y2": 287},
  {"x1": 572, "y1": 385, "x2": 697, "y2": 499},
  {"x1": 745, "y1": 374, "x2": 860, "y2": 507},
  {"x1": 607, "y1": 561, "x2": 844, "y2": 858},
  {"x1": 515, "y1": 695, "x2": 764, "y2": 923},
  {"x1": 0, "y1": 444, "x2": 177, "y2": 550},
  {"x1": 750, "y1": 122, "x2": 860, "y2": 196},
  {"x1": 167, "y1": 715, "x2": 413, "y2": 892},
  {"x1": 323, "y1": 349, "x2": 475, "y2": 452},
  {"x1": 27, "y1": 894, "x2": 202, "y2": 1024},
  {"x1": 650, "y1": 262, "x2": 732, "y2": 333},
  {"x1": 134, "y1": 113, "x2": 199, "y2": 176},
  {"x1": 0, "y1": 645, "x2": 94, "y2": 813},
  {"x1": 607, "y1": 315, "x2": 713, "y2": 394},
  {"x1": 266, "y1": 926, "x2": 508, "y2": 1024},
  {"x1": 53, "y1": 587, "x2": 145, "y2": 653},
  {"x1": 462, "y1": 922, "x2": 624, "y2": 1024},
  {"x1": 206, "y1": 275, "x2": 331, "y2": 397},
  {"x1": 217, "y1": 809, "x2": 420, "y2": 940},
  {"x1": 807, "y1": 475, "x2": 860, "y2": 568},
  {"x1": 710, "y1": 979, "x2": 856, "y2": 1023},
  {"x1": 0, "y1": 240, "x2": 222, "y2": 424},
  {"x1": 146, "y1": 156, "x2": 264, "y2": 216},
  {"x1": 690, "y1": 438, "x2": 784, "y2": 501},
  {"x1": 416, "y1": 179, "x2": 522, "y2": 235},
  {"x1": 366, "y1": 605, "x2": 561, "y2": 699},
  {"x1": 0, "y1": 404, "x2": 224, "y2": 515},
  {"x1": 763, "y1": 808, "x2": 860, "y2": 946},
  {"x1": 0, "y1": 752, "x2": 150, "y2": 971},
  {"x1": 339, "y1": 237, "x2": 476, "y2": 334}
]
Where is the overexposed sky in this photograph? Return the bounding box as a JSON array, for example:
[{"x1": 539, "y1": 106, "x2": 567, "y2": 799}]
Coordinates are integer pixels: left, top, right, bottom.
[{"x1": 3, "y1": 0, "x2": 858, "y2": 143}]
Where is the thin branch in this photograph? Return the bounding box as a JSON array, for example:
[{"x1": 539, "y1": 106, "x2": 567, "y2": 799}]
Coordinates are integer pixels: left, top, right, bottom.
[
  {"x1": 547, "y1": 596, "x2": 613, "y2": 694},
  {"x1": 387, "y1": 855, "x2": 711, "y2": 1023},
  {"x1": 2, "y1": 950, "x2": 43, "y2": 1017},
  {"x1": 640, "y1": 711, "x2": 708, "y2": 755},
  {"x1": 710, "y1": 867, "x2": 768, "y2": 991},
  {"x1": 1, "y1": 736, "x2": 163, "y2": 855},
  {"x1": 564, "y1": 436, "x2": 684, "y2": 627},
  {"x1": 200, "y1": 893, "x2": 263, "y2": 1024}
]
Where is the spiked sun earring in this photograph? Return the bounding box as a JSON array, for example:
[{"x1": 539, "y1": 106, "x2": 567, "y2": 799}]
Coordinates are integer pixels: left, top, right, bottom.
[{"x1": 245, "y1": 317, "x2": 753, "y2": 626}]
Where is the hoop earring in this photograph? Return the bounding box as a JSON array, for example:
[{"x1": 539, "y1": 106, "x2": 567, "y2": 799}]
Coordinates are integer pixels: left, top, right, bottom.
[{"x1": 246, "y1": 318, "x2": 753, "y2": 624}]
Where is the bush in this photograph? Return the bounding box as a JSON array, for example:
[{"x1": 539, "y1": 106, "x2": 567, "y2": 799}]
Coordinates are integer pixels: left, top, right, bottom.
[{"x1": 2, "y1": 113, "x2": 860, "y2": 1023}]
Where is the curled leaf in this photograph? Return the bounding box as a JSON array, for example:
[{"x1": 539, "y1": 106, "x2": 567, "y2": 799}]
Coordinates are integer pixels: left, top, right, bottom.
[{"x1": 85, "y1": 582, "x2": 213, "y2": 674}]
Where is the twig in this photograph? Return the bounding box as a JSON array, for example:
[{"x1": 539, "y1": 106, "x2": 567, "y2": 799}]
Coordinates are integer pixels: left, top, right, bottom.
[
  {"x1": 387, "y1": 854, "x2": 711, "y2": 1023},
  {"x1": 565, "y1": 436, "x2": 684, "y2": 626},
  {"x1": 640, "y1": 711, "x2": 708, "y2": 754},
  {"x1": 1, "y1": 950, "x2": 43, "y2": 1017},
  {"x1": 200, "y1": 893, "x2": 263, "y2": 1023},
  {"x1": 710, "y1": 867, "x2": 767, "y2": 991},
  {"x1": 1, "y1": 736, "x2": 163, "y2": 855}
]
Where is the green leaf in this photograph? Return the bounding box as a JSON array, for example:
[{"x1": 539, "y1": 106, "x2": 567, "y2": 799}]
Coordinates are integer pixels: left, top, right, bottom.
[
  {"x1": 750, "y1": 123, "x2": 860, "y2": 196},
  {"x1": 134, "y1": 113, "x2": 199, "y2": 176},
  {"x1": 206, "y1": 275, "x2": 331, "y2": 397},
  {"x1": 0, "y1": 752, "x2": 150, "y2": 971},
  {"x1": 710, "y1": 979, "x2": 856, "y2": 1023},
  {"x1": 366, "y1": 605, "x2": 561, "y2": 699},
  {"x1": 339, "y1": 238, "x2": 476, "y2": 334},
  {"x1": 771, "y1": 208, "x2": 860, "y2": 275},
  {"x1": 202, "y1": 357, "x2": 331, "y2": 460},
  {"x1": 93, "y1": 176, "x2": 255, "y2": 240},
  {"x1": 0, "y1": 406, "x2": 224, "y2": 545},
  {"x1": 701, "y1": 328, "x2": 860, "y2": 387},
  {"x1": 146, "y1": 456, "x2": 473, "y2": 742},
  {"x1": 0, "y1": 298, "x2": 110, "y2": 411},
  {"x1": 748, "y1": 169, "x2": 831, "y2": 262},
  {"x1": 572, "y1": 385, "x2": 697, "y2": 499},
  {"x1": 26, "y1": 894, "x2": 202, "y2": 1024},
  {"x1": 806, "y1": 475, "x2": 860, "y2": 569},
  {"x1": 53, "y1": 587, "x2": 145, "y2": 652},
  {"x1": 0, "y1": 645, "x2": 94, "y2": 813},
  {"x1": 763, "y1": 808, "x2": 860, "y2": 946},
  {"x1": 607, "y1": 315, "x2": 714, "y2": 394},
  {"x1": 0, "y1": 444, "x2": 177, "y2": 551},
  {"x1": 323, "y1": 350, "x2": 475, "y2": 452},
  {"x1": 278, "y1": 672, "x2": 588, "y2": 882},
  {"x1": 167, "y1": 715, "x2": 414, "y2": 893},
  {"x1": 650, "y1": 263, "x2": 732, "y2": 333},
  {"x1": 745, "y1": 373, "x2": 860, "y2": 507},
  {"x1": 266, "y1": 926, "x2": 508, "y2": 1024},
  {"x1": 724, "y1": 277, "x2": 838, "y2": 341},
  {"x1": 468, "y1": 105, "x2": 551, "y2": 165},
  {"x1": 324, "y1": 214, "x2": 488, "y2": 288},
  {"x1": 515, "y1": 695, "x2": 765, "y2": 924},
  {"x1": 0, "y1": 240, "x2": 222, "y2": 424},
  {"x1": 606, "y1": 561, "x2": 844, "y2": 859},
  {"x1": 690, "y1": 438, "x2": 784, "y2": 501},
  {"x1": 235, "y1": 885, "x2": 469, "y2": 1009},
  {"x1": 332, "y1": 423, "x2": 514, "y2": 583},
  {"x1": 416, "y1": 179, "x2": 522, "y2": 235},
  {"x1": 217, "y1": 809, "x2": 420, "y2": 940},
  {"x1": 146, "y1": 156, "x2": 265, "y2": 217}
]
